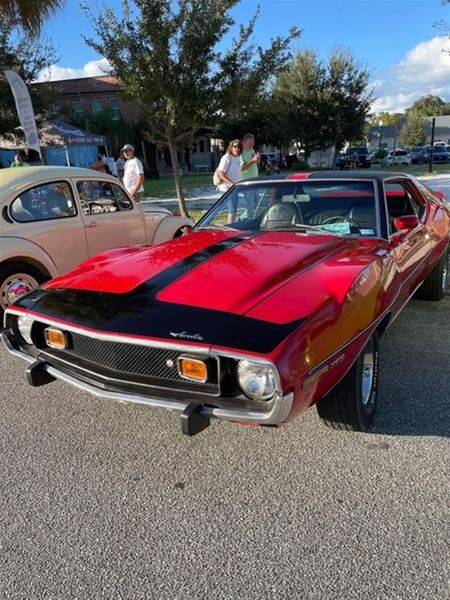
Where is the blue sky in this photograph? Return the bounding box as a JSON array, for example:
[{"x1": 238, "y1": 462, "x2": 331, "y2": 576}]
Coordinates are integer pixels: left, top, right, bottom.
[{"x1": 40, "y1": 0, "x2": 450, "y2": 113}]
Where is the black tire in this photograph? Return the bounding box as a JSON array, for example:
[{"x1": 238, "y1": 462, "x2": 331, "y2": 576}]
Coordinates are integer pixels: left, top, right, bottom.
[
  {"x1": 0, "y1": 262, "x2": 46, "y2": 316},
  {"x1": 415, "y1": 246, "x2": 448, "y2": 301},
  {"x1": 316, "y1": 333, "x2": 379, "y2": 432}
]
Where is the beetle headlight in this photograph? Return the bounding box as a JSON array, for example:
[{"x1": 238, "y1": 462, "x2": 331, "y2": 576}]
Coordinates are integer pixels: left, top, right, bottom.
[
  {"x1": 236, "y1": 360, "x2": 278, "y2": 401},
  {"x1": 17, "y1": 314, "x2": 34, "y2": 344}
]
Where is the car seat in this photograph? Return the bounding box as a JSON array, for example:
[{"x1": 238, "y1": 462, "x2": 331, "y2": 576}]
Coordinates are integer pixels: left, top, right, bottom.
[
  {"x1": 260, "y1": 202, "x2": 300, "y2": 229},
  {"x1": 46, "y1": 192, "x2": 70, "y2": 217},
  {"x1": 387, "y1": 194, "x2": 411, "y2": 233},
  {"x1": 11, "y1": 197, "x2": 34, "y2": 222}
]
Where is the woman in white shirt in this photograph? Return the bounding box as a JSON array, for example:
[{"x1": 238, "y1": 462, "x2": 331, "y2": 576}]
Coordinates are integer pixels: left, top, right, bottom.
[{"x1": 217, "y1": 139, "x2": 242, "y2": 223}]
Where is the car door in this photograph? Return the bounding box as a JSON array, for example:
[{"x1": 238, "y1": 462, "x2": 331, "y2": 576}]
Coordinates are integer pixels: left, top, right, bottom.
[
  {"x1": 75, "y1": 178, "x2": 148, "y2": 257},
  {"x1": 384, "y1": 180, "x2": 430, "y2": 302},
  {"x1": 8, "y1": 180, "x2": 89, "y2": 274}
]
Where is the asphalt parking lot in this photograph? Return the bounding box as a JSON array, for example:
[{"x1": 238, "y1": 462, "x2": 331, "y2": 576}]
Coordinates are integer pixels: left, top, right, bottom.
[{"x1": 0, "y1": 284, "x2": 449, "y2": 598}]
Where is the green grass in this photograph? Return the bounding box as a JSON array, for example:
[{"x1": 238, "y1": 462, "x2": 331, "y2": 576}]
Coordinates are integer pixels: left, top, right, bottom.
[
  {"x1": 144, "y1": 173, "x2": 213, "y2": 198},
  {"x1": 377, "y1": 163, "x2": 450, "y2": 176}
]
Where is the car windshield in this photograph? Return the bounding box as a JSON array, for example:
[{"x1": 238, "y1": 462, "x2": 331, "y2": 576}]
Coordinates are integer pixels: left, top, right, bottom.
[{"x1": 195, "y1": 180, "x2": 379, "y2": 237}]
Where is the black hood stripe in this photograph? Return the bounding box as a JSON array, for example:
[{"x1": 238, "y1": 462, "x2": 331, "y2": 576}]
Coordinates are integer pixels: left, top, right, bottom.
[{"x1": 15, "y1": 233, "x2": 304, "y2": 354}]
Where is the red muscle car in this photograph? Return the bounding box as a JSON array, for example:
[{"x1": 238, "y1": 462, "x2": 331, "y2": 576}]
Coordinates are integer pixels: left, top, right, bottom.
[{"x1": 2, "y1": 171, "x2": 449, "y2": 436}]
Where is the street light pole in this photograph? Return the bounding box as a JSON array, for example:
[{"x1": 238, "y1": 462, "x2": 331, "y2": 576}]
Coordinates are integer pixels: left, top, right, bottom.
[{"x1": 378, "y1": 119, "x2": 383, "y2": 152}]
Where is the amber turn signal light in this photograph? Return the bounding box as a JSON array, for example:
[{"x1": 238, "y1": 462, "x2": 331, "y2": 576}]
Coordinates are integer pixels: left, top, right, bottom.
[
  {"x1": 44, "y1": 327, "x2": 68, "y2": 350},
  {"x1": 177, "y1": 357, "x2": 208, "y2": 382}
]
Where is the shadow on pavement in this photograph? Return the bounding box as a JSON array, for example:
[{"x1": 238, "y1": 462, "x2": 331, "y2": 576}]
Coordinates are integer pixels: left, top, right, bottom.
[{"x1": 374, "y1": 292, "x2": 450, "y2": 438}]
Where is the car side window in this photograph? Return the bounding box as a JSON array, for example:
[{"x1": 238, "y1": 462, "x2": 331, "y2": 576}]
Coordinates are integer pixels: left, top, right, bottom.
[
  {"x1": 76, "y1": 180, "x2": 132, "y2": 215},
  {"x1": 10, "y1": 181, "x2": 76, "y2": 223},
  {"x1": 385, "y1": 182, "x2": 424, "y2": 234},
  {"x1": 112, "y1": 184, "x2": 133, "y2": 210}
]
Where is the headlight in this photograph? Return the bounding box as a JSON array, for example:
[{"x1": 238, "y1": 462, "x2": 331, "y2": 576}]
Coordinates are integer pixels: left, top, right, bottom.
[
  {"x1": 17, "y1": 314, "x2": 34, "y2": 344},
  {"x1": 236, "y1": 360, "x2": 278, "y2": 401}
]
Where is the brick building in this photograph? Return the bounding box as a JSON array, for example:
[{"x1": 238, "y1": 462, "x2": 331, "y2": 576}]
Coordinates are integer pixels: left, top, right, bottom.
[{"x1": 37, "y1": 75, "x2": 216, "y2": 175}]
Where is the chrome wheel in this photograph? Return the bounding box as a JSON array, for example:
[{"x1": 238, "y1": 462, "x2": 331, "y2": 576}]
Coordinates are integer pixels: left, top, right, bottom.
[
  {"x1": 442, "y1": 260, "x2": 448, "y2": 291},
  {"x1": 0, "y1": 272, "x2": 39, "y2": 310},
  {"x1": 361, "y1": 338, "x2": 375, "y2": 406}
]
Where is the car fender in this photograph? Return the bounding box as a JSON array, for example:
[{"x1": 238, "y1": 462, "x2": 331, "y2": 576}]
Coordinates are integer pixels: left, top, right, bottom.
[
  {"x1": 151, "y1": 215, "x2": 195, "y2": 244},
  {"x1": 0, "y1": 236, "x2": 58, "y2": 278},
  {"x1": 272, "y1": 258, "x2": 390, "y2": 414}
]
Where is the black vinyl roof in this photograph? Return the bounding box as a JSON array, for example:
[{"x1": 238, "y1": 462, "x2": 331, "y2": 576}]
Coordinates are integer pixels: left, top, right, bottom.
[
  {"x1": 305, "y1": 170, "x2": 408, "y2": 181},
  {"x1": 242, "y1": 170, "x2": 410, "y2": 184}
]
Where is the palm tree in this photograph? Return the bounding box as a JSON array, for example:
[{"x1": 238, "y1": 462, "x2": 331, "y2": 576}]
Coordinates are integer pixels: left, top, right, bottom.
[{"x1": 0, "y1": 0, "x2": 65, "y2": 32}]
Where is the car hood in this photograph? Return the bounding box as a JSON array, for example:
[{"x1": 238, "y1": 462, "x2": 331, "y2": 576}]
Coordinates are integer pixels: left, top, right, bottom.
[{"x1": 15, "y1": 229, "x2": 383, "y2": 353}]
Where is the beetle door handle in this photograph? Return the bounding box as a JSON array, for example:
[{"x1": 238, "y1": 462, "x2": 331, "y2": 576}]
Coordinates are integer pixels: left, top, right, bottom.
[{"x1": 85, "y1": 221, "x2": 100, "y2": 228}]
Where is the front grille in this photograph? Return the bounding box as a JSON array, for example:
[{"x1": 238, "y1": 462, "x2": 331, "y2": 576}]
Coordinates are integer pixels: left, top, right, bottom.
[
  {"x1": 68, "y1": 333, "x2": 186, "y2": 380},
  {"x1": 33, "y1": 325, "x2": 219, "y2": 395}
]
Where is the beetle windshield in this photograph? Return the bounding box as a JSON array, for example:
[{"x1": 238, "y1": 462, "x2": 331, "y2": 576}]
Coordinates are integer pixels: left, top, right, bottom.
[{"x1": 196, "y1": 180, "x2": 379, "y2": 237}]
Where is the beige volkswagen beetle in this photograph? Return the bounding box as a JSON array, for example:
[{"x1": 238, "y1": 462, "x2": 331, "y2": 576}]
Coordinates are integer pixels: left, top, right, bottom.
[{"x1": 0, "y1": 166, "x2": 192, "y2": 315}]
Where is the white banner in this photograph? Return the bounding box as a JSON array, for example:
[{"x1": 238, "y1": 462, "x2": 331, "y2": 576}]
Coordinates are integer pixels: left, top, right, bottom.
[{"x1": 4, "y1": 70, "x2": 41, "y2": 157}]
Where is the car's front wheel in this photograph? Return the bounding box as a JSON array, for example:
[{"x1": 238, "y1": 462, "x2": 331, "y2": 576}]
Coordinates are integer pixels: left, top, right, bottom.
[
  {"x1": 0, "y1": 263, "x2": 46, "y2": 317},
  {"x1": 316, "y1": 333, "x2": 379, "y2": 432}
]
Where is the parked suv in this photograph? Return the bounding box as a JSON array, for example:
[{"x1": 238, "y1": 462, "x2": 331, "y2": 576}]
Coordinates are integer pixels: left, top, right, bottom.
[
  {"x1": 338, "y1": 147, "x2": 371, "y2": 169},
  {"x1": 410, "y1": 146, "x2": 424, "y2": 164},
  {"x1": 383, "y1": 149, "x2": 412, "y2": 167},
  {"x1": 422, "y1": 146, "x2": 450, "y2": 163}
]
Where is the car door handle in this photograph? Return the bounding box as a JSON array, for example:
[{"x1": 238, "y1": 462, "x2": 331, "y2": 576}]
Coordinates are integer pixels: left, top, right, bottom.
[{"x1": 85, "y1": 221, "x2": 100, "y2": 228}]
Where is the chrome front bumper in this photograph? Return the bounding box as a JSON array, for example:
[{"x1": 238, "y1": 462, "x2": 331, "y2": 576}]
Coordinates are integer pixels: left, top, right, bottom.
[{"x1": 1, "y1": 330, "x2": 293, "y2": 427}]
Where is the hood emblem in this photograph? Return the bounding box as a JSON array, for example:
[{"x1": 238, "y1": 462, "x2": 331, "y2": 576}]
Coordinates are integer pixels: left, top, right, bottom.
[{"x1": 170, "y1": 331, "x2": 204, "y2": 341}]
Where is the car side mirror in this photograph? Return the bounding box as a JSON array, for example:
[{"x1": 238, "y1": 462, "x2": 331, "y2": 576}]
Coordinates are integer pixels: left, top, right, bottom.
[
  {"x1": 393, "y1": 215, "x2": 419, "y2": 231},
  {"x1": 435, "y1": 190, "x2": 446, "y2": 201}
]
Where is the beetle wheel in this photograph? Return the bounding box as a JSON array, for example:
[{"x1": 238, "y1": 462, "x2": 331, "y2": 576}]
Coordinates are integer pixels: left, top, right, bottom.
[{"x1": 0, "y1": 263, "x2": 45, "y2": 315}]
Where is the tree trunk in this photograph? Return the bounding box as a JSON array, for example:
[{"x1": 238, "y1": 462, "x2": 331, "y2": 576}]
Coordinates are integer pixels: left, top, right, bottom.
[{"x1": 167, "y1": 136, "x2": 189, "y2": 218}]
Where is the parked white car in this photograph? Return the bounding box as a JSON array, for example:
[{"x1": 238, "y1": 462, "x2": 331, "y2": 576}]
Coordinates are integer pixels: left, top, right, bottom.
[
  {"x1": 0, "y1": 166, "x2": 192, "y2": 314},
  {"x1": 383, "y1": 150, "x2": 412, "y2": 167}
]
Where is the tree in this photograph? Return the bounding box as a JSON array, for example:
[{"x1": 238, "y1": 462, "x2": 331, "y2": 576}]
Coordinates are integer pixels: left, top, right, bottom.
[
  {"x1": 274, "y1": 47, "x2": 373, "y2": 156},
  {"x1": 399, "y1": 112, "x2": 427, "y2": 147},
  {"x1": 405, "y1": 95, "x2": 450, "y2": 117},
  {"x1": 73, "y1": 107, "x2": 136, "y2": 158},
  {"x1": 0, "y1": 22, "x2": 58, "y2": 136},
  {"x1": 369, "y1": 112, "x2": 403, "y2": 126},
  {"x1": 0, "y1": 0, "x2": 65, "y2": 32},
  {"x1": 214, "y1": 93, "x2": 292, "y2": 151},
  {"x1": 84, "y1": 0, "x2": 299, "y2": 216}
]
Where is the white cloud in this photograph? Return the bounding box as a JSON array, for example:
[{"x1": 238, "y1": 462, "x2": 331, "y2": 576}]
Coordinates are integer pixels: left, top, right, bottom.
[
  {"x1": 37, "y1": 58, "x2": 112, "y2": 82},
  {"x1": 371, "y1": 36, "x2": 450, "y2": 113}
]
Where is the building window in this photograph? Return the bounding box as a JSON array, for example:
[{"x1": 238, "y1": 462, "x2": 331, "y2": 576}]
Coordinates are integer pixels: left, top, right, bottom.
[
  {"x1": 109, "y1": 97, "x2": 120, "y2": 120},
  {"x1": 72, "y1": 100, "x2": 83, "y2": 122},
  {"x1": 91, "y1": 99, "x2": 102, "y2": 118}
]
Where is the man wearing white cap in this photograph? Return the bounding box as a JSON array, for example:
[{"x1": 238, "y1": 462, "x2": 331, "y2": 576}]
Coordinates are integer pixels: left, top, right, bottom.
[{"x1": 122, "y1": 144, "x2": 145, "y2": 203}]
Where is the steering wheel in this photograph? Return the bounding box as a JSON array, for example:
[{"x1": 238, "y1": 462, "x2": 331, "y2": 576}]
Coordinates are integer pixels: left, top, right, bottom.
[{"x1": 321, "y1": 215, "x2": 362, "y2": 228}]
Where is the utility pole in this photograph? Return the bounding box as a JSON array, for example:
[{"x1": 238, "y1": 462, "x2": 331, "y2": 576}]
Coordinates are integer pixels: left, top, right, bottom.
[
  {"x1": 393, "y1": 122, "x2": 398, "y2": 165},
  {"x1": 429, "y1": 117, "x2": 436, "y2": 174}
]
